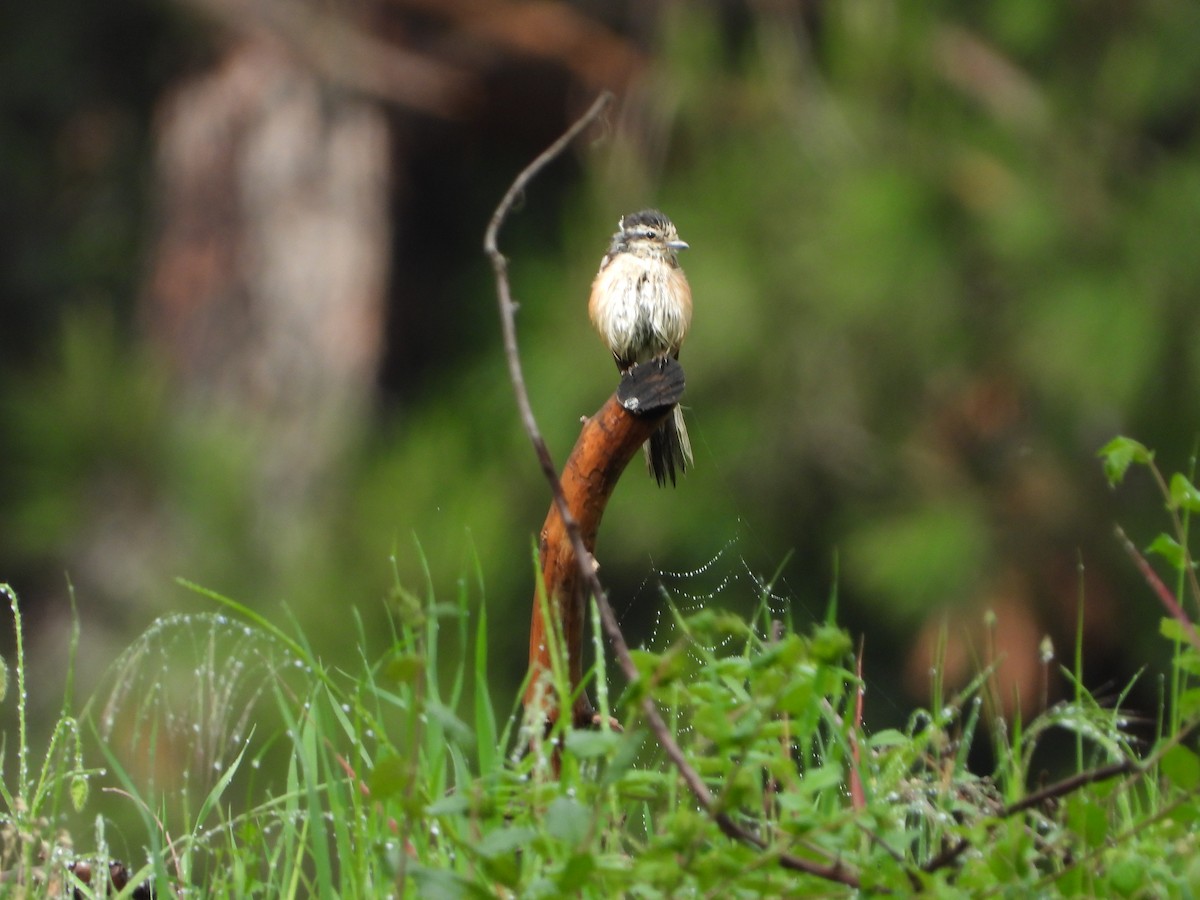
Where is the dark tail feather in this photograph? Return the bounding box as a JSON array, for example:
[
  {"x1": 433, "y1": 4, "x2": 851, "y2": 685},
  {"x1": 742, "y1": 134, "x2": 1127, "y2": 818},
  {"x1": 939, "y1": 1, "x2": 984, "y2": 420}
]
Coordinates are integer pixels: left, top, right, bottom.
[{"x1": 645, "y1": 406, "x2": 693, "y2": 487}]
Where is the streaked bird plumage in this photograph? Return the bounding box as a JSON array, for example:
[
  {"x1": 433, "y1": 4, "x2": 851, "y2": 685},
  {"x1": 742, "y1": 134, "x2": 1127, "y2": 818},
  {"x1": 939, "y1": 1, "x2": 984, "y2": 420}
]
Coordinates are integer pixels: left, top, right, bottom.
[{"x1": 588, "y1": 209, "x2": 694, "y2": 486}]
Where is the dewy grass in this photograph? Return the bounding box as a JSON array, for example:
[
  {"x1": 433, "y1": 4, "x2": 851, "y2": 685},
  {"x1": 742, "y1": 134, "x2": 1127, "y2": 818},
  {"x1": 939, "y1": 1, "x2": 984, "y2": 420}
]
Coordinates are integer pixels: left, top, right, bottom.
[
  {"x1": 1, "y1": 436, "x2": 1200, "y2": 894},
  {"x1": 0, "y1": 583, "x2": 98, "y2": 895}
]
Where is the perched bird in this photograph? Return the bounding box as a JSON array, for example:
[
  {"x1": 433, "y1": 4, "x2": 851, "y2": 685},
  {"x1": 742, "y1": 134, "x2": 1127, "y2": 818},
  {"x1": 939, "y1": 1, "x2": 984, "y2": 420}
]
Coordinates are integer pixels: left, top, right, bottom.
[{"x1": 588, "y1": 209, "x2": 694, "y2": 486}]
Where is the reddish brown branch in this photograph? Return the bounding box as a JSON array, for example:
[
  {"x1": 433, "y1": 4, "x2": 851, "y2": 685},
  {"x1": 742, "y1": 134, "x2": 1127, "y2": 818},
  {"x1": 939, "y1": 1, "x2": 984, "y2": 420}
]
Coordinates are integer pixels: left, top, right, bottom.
[
  {"x1": 1116, "y1": 526, "x2": 1200, "y2": 651},
  {"x1": 525, "y1": 378, "x2": 673, "y2": 726}
]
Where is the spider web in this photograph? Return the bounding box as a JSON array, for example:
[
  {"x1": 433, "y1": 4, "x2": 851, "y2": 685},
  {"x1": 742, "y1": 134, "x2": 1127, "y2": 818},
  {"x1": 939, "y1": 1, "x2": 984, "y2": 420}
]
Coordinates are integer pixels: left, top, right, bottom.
[{"x1": 618, "y1": 524, "x2": 806, "y2": 657}]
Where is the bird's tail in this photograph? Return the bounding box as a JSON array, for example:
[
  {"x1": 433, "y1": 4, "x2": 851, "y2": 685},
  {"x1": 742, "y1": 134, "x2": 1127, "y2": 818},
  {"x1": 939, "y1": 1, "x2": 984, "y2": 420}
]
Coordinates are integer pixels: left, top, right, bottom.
[{"x1": 645, "y1": 405, "x2": 693, "y2": 487}]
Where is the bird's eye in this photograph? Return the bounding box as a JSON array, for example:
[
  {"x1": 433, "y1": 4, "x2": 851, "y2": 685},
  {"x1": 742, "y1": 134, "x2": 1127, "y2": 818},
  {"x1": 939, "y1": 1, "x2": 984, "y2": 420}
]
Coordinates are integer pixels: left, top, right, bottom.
[{"x1": 643, "y1": 230, "x2": 657, "y2": 240}]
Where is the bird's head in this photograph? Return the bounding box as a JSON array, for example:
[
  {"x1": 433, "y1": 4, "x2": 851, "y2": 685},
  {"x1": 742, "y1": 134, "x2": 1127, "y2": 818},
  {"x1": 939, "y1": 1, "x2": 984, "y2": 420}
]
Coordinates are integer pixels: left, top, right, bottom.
[{"x1": 609, "y1": 209, "x2": 689, "y2": 263}]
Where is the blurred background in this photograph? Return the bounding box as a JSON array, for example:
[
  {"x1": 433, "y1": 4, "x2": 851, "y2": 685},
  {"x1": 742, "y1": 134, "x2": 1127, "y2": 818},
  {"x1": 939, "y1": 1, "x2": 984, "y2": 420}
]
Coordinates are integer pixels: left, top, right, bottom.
[{"x1": 3, "y1": 0, "x2": 1200, "y2": 758}]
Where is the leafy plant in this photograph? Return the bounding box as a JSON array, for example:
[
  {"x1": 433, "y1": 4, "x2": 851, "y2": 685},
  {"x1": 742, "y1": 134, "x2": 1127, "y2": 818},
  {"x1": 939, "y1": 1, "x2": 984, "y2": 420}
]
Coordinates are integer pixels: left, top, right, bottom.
[{"x1": 1, "y1": 435, "x2": 1198, "y2": 894}]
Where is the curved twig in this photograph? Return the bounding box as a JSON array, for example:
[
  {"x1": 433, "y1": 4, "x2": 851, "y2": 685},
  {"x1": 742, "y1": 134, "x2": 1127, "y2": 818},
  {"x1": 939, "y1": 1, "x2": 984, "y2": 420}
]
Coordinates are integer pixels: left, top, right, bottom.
[
  {"x1": 484, "y1": 92, "x2": 613, "y2": 585},
  {"x1": 484, "y1": 92, "x2": 861, "y2": 890}
]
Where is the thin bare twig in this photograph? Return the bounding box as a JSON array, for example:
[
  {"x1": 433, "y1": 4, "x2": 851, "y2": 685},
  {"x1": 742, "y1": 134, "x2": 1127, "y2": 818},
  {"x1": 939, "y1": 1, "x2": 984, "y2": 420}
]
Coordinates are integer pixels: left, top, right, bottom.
[
  {"x1": 484, "y1": 93, "x2": 861, "y2": 889},
  {"x1": 484, "y1": 91, "x2": 612, "y2": 567},
  {"x1": 1007, "y1": 759, "x2": 1138, "y2": 815},
  {"x1": 922, "y1": 758, "x2": 1139, "y2": 875}
]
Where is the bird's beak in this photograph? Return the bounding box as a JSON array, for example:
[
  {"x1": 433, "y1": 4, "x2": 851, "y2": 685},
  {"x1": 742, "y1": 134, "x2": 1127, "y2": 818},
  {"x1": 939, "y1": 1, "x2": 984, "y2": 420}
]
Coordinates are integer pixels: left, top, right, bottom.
[{"x1": 667, "y1": 239, "x2": 690, "y2": 251}]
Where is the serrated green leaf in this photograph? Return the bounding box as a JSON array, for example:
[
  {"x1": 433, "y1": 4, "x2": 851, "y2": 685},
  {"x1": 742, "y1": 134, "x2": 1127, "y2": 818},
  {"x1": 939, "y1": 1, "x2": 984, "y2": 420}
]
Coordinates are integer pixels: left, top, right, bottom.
[
  {"x1": 1171, "y1": 473, "x2": 1200, "y2": 513},
  {"x1": 1097, "y1": 436, "x2": 1153, "y2": 487}
]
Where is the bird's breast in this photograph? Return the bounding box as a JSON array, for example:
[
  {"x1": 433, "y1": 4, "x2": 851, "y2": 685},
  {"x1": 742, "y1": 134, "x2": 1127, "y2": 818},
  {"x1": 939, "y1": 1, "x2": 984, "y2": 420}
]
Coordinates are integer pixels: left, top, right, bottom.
[{"x1": 589, "y1": 256, "x2": 691, "y2": 367}]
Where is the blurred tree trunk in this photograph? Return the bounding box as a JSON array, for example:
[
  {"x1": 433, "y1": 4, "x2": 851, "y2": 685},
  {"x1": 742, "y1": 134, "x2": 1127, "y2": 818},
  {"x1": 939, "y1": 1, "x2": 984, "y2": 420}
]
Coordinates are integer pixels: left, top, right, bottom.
[{"x1": 143, "y1": 36, "x2": 390, "y2": 541}]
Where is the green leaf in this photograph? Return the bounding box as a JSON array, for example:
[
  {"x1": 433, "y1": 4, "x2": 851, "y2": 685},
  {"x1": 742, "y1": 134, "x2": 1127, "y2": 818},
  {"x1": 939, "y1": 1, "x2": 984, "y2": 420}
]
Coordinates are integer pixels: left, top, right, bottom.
[
  {"x1": 615, "y1": 769, "x2": 666, "y2": 801},
  {"x1": 545, "y1": 796, "x2": 592, "y2": 846},
  {"x1": 683, "y1": 609, "x2": 750, "y2": 642},
  {"x1": 1177, "y1": 688, "x2": 1200, "y2": 720},
  {"x1": 629, "y1": 645, "x2": 690, "y2": 686},
  {"x1": 1147, "y1": 533, "x2": 1192, "y2": 571},
  {"x1": 426, "y1": 794, "x2": 470, "y2": 816},
  {"x1": 866, "y1": 728, "x2": 908, "y2": 749},
  {"x1": 1174, "y1": 649, "x2": 1200, "y2": 677},
  {"x1": 564, "y1": 728, "x2": 621, "y2": 759},
  {"x1": 810, "y1": 623, "x2": 853, "y2": 663},
  {"x1": 369, "y1": 751, "x2": 409, "y2": 801},
  {"x1": 1170, "y1": 473, "x2": 1200, "y2": 512},
  {"x1": 600, "y1": 730, "x2": 645, "y2": 786},
  {"x1": 1097, "y1": 436, "x2": 1153, "y2": 487},
  {"x1": 1161, "y1": 745, "x2": 1200, "y2": 791},
  {"x1": 797, "y1": 763, "x2": 845, "y2": 795},
  {"x1": 478, "y1": 855, "x2": 520, "y2": 889},
  {"x1": 426, "y1": 700, "x2": 473, "y2": 746},
  {"x1": 387, "y1": 653, "x2": 424, "y2": 683},
  {"x1": 1161, "y1": 617, "x2": 1200, "y2": 644},
  {"x1": 628, "y1": 649, "x2": 661, "y2": 679},
  {"x1": 473, "y1": 604, "x2": 498, "y2": 777},
  {"x1": 775, "y1": 672, "x2": 816, "y2": 717},
  {"x1": 477, "y1": 825, "x2": 538, "y2": 858},
  {"x1": 751, "y1": 633, "x2": 807, "y2": 671},
  {"x1": 557, "y1": 853, "x2": 596, "y2": 890},
  {"x1": 70, "y1": 774, "x2": 88, "y2": 811},
  {"x1": 1066, "y1": 794, "x2": 1108, "y2": 846},
  {"x1": 1109, "y1": 855, "x2": 1143, "y2": 897},
  {"x1": 409, "y1": 865, "x2": 484, "y2": 900}
]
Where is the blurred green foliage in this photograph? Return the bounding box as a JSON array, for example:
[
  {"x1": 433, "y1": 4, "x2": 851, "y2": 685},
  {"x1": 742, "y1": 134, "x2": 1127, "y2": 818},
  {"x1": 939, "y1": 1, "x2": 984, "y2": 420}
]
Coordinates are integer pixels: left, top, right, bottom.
[{"x1": 4, "y1": 0, "x2": 1200, "y2": 738}]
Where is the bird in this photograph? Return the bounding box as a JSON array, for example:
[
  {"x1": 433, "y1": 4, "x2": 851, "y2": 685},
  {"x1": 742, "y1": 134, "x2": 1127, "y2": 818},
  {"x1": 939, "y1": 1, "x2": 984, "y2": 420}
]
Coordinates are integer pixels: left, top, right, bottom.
[{"x1": 588, "y1": 208, "x2": 694, "y2": 486}]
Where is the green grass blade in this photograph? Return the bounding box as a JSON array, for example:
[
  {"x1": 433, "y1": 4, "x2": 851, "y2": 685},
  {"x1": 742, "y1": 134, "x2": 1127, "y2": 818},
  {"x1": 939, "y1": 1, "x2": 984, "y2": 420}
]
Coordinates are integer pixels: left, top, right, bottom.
[{"x1": 474, "y1": 602, "x2": 499, "y2": 777}]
